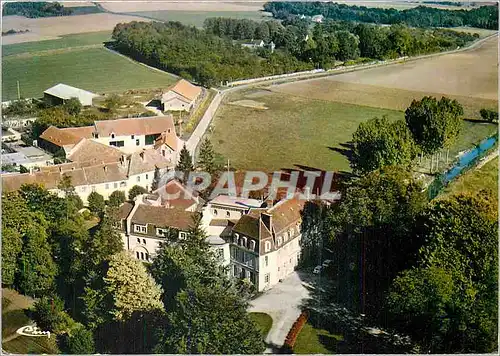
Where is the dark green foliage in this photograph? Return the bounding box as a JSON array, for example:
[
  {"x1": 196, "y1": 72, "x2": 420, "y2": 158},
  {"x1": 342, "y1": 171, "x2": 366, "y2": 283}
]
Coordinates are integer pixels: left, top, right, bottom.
[
  {"x1": 2, "y1": 227, "x2": 23, "y2": 286},
  {"x1": 32, "y1": 295, "x2": 65, "y2": 332},
  {"x1": 480, "y1": 108, "x2": 498, "y2": 123},
  {"x1": 328, "y1": 166, "x2": 427, "y2": 313},
  {"x1": 2, "y1": 99, "x2": 38, "y2": 117},
  {"x1": 19, "y1": 165, "x2": 29, "y2": 174},
  {"x1": 299, "y1": 201, "x2": 330, "y2": 266},
  {"x1": 128, "y1": 185, "x2": 148, "y2": 201},
  {"x1": 387, "y1": 194, "x2": 498, "y2": 353},
  {"x1": 197, "y1": 138, "x2": 216, "y2": 173},
  {"x1": 1, "y1": 164, "x2": 18, "y2": 173},
  {"x1": 176, "y1": 144, "x2": 193, "y2": 179},
  {"x1": 86, "y1": 214, "x2": 123, "y2": 268},
  {"x1": 87, "y1": 191, "x2": 105, "y2": 215},
  {"x1": 108, "y1": 190, "x2": 126, "y2": 208},
  {"x1": 352, "y1": 117, "x2": 419, "y2": 174},
  {"x1": 151, "y1": 167, "x2": 161, "y2": 192},
  {"x1": 62, "y1": 326, "x2": 95, "y2": 354},
  {"x1": 62, "y1": 97, "x2": 82, "y2": 116},
  {"x1": 3, "y1": 2, "x2": 72, "y2": 18},
  {"x1": 264, "y1": 2, "x2": 498, "y2": 30},
  {"x1": 405, "y1": 96, "x2": 463, "y2": 155}
]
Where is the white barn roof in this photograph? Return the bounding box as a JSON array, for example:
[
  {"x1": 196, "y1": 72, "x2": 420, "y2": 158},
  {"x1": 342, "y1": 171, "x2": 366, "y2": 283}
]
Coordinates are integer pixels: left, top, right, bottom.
[{"x1": 44, "y1": 83, "x2": 98, "y2": 105}]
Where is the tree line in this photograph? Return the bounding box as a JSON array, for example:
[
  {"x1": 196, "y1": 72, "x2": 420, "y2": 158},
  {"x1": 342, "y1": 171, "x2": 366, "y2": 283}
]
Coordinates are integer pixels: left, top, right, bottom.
[
  {"x1": 112, "y1": 19, "x2": 477, "y2": 87},
  {"x1": 2, "y1": 177, "x2": 264, "y2": 354},
  {"x1": 298, "y1": 95, "x2": 497, "y2": 352},
  {"x1": 3, "y1": 1, "x2": 101, "y2": 18},
  {"x1": 264, "y1": 2, "x2": 499, "y2": 30}
]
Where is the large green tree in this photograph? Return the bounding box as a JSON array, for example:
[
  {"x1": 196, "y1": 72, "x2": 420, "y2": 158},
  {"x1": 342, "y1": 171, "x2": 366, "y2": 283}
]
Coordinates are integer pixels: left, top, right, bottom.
[
  {"x1": 128, "y1": 185, "x2": 148, "y2": 201},
  {"x1": 176, "y1": 144, "x2": 194, "y2": 180},
  {"x1": 351, "y1": 117, "x2": 419, "y2": 174},
  {"x1": 88, "y1": 191, "x2": 105, "y2": 216},
  {"x1": 387, "y1": 193, "x2": 498, "y2": 353},
  {"x1": 104, "y1": 251, "x2": 164, "y2": 321},
  {"x1": 108, "y1": 190, "x2": 126, "y2": 208},
  {"x1": 405, "y1": 96, "x2": 463, "y2": 155}
]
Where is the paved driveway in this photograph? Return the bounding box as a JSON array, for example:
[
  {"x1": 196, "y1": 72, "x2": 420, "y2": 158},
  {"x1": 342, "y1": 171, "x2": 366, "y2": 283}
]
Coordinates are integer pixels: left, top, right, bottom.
[{"x1": 248, "y1": 271, "x2": 314, "y2": 353}]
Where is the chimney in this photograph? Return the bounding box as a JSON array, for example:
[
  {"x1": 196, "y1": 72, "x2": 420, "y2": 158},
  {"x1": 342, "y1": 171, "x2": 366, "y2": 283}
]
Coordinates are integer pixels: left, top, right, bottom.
[{"x1": 261, "y1": 212, "x2": 272, "y2": 232}]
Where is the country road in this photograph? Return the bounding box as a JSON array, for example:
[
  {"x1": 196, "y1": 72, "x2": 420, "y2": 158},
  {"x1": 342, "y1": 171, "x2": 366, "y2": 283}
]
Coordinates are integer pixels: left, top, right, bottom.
[{"x1": 184, "y1": 32, "x2": 498, "y2": 160}]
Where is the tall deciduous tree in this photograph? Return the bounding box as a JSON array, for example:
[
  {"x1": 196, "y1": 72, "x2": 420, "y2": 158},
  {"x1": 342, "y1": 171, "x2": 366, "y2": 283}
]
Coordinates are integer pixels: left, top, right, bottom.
[
  {"x1": 387, "y1": 193, "x2": 498, "y2": 353},
  {"x1": 104, "y1": 251, "x2": 164, "y2": 321},
  {"x1": 351, "y1": 117, "x2": 419, "y2": 174},
  {"x1": 88, "y1": 191, "x2": 105, "y2": 216},
  {"x1": 405, "y1": 96, "x2": 463, "y2": 155},
  {"x1": 108, "y1": 190, "x2": 126, "y2": 208},
  {"x1": 197, "y1": 138, "x2": 216, "y2": 173},
  {"x1": 151, "y1": 166, "x2": 162, "y2": 192},
  {"x1": 87, "y1": 214, "x2": 123, "y2": 269},
  {"x1": 2, "y1": 227, "x2": 23, "y2": 286},
  {"x1": 128, "y1": 185, "x2": 148, "y2": 201}
]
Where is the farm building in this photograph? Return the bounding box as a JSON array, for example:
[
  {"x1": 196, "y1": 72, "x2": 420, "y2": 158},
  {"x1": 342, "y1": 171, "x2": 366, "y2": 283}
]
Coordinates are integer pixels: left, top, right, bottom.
[
  {"x1": 161, "y1": 79, "x2": 202, "y2": 112},
  {"x1": 242, "y1": 39, "x2": 265, "y2": 49},
  {"x1": 44, "y1": 83, "x2": 99, "y2": 106}
]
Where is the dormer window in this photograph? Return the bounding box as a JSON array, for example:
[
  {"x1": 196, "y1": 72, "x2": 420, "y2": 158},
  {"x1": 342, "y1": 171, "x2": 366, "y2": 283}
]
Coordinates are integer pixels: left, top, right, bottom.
[
  {"x1": 265, "y1": 241, "x2": 271, "y2": 252},
  {"x1": 241, "y1": 236, "x2": 247, "y2": 247},
  {"x1": 131, "y1": 135, "x2": 135, "y2": 139},
  {"x1": 277, "y1": 237, "x2": 282, "y2": 246},
  {"x1": 233, "y1": 233, "x2": 239, "y2": 244},
  {"x1": 111, "y1": 133, "x2": 115, "y2": 139},
  {"x1": 250, "y1": 240, "x2": 256, "y2": 251}
]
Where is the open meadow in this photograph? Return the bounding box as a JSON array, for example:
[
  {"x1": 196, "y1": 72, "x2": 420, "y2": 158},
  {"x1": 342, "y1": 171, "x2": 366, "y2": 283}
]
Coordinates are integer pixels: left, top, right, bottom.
[{"x1": 2, "y1": 47, "x2": 176, "y2": 100}]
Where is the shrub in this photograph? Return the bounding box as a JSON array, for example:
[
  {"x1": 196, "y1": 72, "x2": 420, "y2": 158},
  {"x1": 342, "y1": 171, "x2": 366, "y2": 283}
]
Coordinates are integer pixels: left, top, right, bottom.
[
  {"x1": 283, "y1": 311, "x2": 308, "y2": 350},
  {"x1": 108, "y1": 190, "x2": 126, "y2": 207},
  {"x1": 88, "y1": 191, "x2": 105, "y2": 215},
  {"x1": 128, "y1": 185, "x2": 148, "y2": 201},
  {"x1": 32, "y1": 296, "x2": 64, "y2": 332},
  {"x1": 61, "y1": 325, "x2": 95, "y2": 354}
]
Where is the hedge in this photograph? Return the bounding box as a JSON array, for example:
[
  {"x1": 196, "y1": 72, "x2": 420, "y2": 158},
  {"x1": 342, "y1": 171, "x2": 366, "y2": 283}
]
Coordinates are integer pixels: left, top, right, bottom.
[{"x1": 283, "y1": 311, "x2": 308, "y2": 351}]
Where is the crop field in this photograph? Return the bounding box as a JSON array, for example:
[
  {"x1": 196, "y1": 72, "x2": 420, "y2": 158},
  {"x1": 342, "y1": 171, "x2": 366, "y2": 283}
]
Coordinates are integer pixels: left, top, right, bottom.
[
  {"x1": 99, "y1": 1, "x2": 264, "y2": 13},
  {"x1": 272, "y1": 36, "x2": 498, "y2": 120},
  {"x1": 130, "y1": 10, "x2": 272, "y2": 27},
  {"x1": 2, "y1": 31, "x2": 112, "y2": 57},
  {"x1": 2, "y1": 47, "x2": 176, "y2": 100},
  {"x1": 2, "y1": 14, "x2": 151, "y2": 44}
]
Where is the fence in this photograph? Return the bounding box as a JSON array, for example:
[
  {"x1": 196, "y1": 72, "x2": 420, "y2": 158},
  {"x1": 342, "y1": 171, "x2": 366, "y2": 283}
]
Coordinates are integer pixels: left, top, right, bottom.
[{"x1": 427, "y1": 133, "x2": 498, "y2": 200}]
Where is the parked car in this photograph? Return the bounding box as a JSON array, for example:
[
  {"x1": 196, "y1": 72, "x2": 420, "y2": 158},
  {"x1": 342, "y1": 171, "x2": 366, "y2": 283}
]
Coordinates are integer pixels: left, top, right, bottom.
[
  {"x1": 322, "y1": 259, "x2": 333, "y2": 267},
  {"x1": 313, "y1": 265, "x2": 322, "y2": 274}
]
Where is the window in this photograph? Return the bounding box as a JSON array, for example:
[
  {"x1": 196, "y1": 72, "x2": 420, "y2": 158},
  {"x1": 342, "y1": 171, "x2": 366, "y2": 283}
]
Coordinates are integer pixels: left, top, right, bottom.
[
  {"x1": 284, "y1": 233, "x2": 288, "y2": 242},
  {"x1": 265, "y1": 273, "x2": 270, "y2": 283},
  {"x1": 213, "y1": 209, "x2": 218, "y2": 216},
  {"x1": 131, "y1": 135, "x2": 134, "y2": 139},
  {"x1": 81, "y1": 186, "x2": 86, "y2": 192},
  {"x1": 120, "y1": 181, "x2": 127, "y2": 187},
  {"x1": 110, "y1": 141, "x2": 124, "y2": 147},
  {"x1": 134, "y1": 225, "x2": 147, "y2": 233},
  {"x1": 162, "y1": 150, "x2": 166, "y2": 157},
  {"x1": 105, "y1": 183, "x2": 109, "y2": 190},
  {"x1": 233, "y1": 233, "x2": 239, "y2": 244},
  {"x1": 216, "y1": 248, "x2": 224, "y2": 259},
  {"x1": 140, "y1": 252, "x2": 144, "y2": 260},
  {"x1": 241, "y1": 237, "x2": 247, "y2": 247},
  {"x1": 146, "y1": 253, "x2": 150, "y2": 261},
  {"x1": 250, "y1": 240, "x2": 256, "y2": 251},
  {"x1": 114, "y1": 182, "x2": 118, "y2": 189},
  {"x1": 226, "y1": 211, "x2": 231, "y2": 218},
  {"x1": 111, "y1": 133, "x2": 115, "y2": 139},
  {"x1": 156, "y1": 228, "x2": 165, "y2": 237},
  {"x1": 137, "y1": 238, "x2": 140, "y2": 243},
  {"x1": 143, "y1": 238, "x2": 146, "y2": 244},
  {"x1": 230, "y1": 246, "x2": 236, "y2": 259},
  {"x1": 136, "y1": 139, "x2": 140, "y2": 146},
  {"x1": 91, "y1": 186, "x2": 96, "y2": 192},
  {"x1": 146, "y1": 174, "x2": 149, "y2": 180},
  {"x1": 136, "y1": 252, "x2": 140, "y2": 259},
  {"x1": 137, "y1": 176, "x2": 141, "y2": 182},
  {"x1": 233, "y1": 265, "x2": 239, "y2": 277},
  {"x1": 265, "y1": 256, "x2": 269, "y2": 267},
  {"x1": 179, "y1": 232, "x2": 187, "y2": 239},
  {"x1": 277, "y1": 237, "x2": 282, "y2": 246},
  {"x1": 265, "y1": 241, "x2": 271, "y2": 252}
]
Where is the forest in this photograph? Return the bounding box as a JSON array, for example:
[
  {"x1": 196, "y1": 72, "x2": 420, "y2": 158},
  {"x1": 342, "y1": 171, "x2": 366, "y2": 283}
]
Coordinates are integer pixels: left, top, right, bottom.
[
  {"x1": 3, "y1": 1, "x2": 101, "y2": 18},
  {"x1": 264, "y1": 2, "x2": 499, "y2": 30},
  {"x1": 112, "y1": 19, "x2": 477, "y2": 86}
]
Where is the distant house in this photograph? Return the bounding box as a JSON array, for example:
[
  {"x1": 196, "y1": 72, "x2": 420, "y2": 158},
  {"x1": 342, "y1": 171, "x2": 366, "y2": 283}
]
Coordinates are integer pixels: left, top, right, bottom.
[
  {"x1": 161, "y1": 79, "x2": 202, "y2": 112},
  {"x1": 312, "y1": 14, "x2": 324, "y2": 23},
  {"x1": 44, "y1": 83, "x2": 99, "y2": 106},
  {"x1": 241, "y1": 39, "x2": 265, "y2": 49}
]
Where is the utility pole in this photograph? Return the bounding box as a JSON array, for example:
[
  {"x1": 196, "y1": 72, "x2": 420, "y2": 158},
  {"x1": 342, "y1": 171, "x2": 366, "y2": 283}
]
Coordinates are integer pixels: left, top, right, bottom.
[{"x1": 17, "y1": 81, "x2": 20, "y2": 100}]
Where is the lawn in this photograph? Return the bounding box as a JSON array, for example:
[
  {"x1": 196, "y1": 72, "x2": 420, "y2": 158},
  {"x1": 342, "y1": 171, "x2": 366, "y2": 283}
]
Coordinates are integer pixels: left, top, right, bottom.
[
  {"x1": 2, "y1": 31, "x2": 112, "y2": 57},
  {"x1": 293, "y1": 322, "x2": 343, "y2": 354},
  {"x1": 441, "y1": 156, "x2": 498, "y2": 199},
  {"x1": 2, "y1": 47, "x2": 176, "y2": 100},
  {"x1": 249, "y1": 312, "x2": 273, "y2": 338},
  {"x1": 210, "y1": 89, "x2": 405, "y2": 172},
  {"x1": 130, "y1": 10, "x2": 271, "y2": 27}
]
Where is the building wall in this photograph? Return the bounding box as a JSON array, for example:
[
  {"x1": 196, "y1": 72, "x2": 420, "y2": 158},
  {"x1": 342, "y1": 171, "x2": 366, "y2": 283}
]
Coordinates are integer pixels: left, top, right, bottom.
[
  {"x1": 163, "y1": 96, "x2": 193, "y2": 112},
  {"x1": 93, "y1": 134, "x2": 160, "y2": 154},
  {"x1": 208, "y1": 204, "x2": 246, "y2": 220}
]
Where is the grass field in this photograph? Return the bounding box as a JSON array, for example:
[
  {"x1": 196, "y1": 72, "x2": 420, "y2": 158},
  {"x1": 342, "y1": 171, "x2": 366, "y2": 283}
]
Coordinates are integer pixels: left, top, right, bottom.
[
  {"x1": 2, "y1": 47, "x2": 176, "y2": 100},
  {"x1": 293, "y1": 322, "x2": 343, "y2": 354},
  {"x1": 441, "y1": 156, "x2": 498, "y2": 199},
  {"x1": 249, "y1": 312, "x2": 273, "y2": 338},
  {"x1": 3, "y1": 31, "x2": 112, "y2": 57},
  {"x1": 210, "y1": 89, "x2": 405, "y2": 172},
  {"x1": 131, "y1": 10, "x2": 271, "y2": 27}
]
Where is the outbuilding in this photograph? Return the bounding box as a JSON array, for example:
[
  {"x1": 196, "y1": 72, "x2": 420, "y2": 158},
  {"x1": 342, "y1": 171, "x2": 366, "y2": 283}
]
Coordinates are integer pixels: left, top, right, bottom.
[{"x1": 44, "y1": 83, "x2": 99, "y2": 106}]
